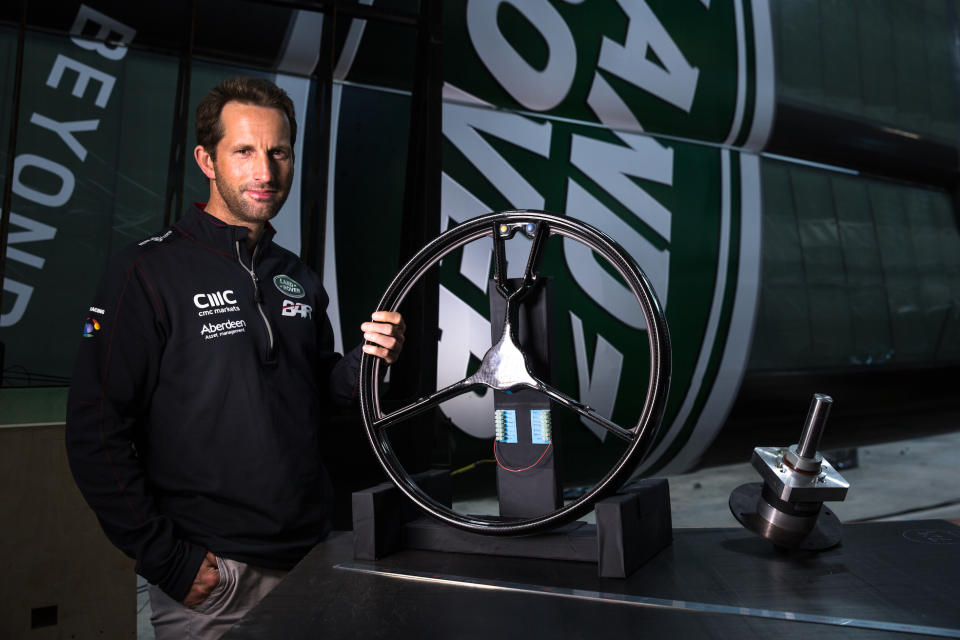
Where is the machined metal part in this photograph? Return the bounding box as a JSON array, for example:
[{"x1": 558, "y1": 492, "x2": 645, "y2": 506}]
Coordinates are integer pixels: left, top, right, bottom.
[
  {"x1": 358, "y1": 211, "x2": 672, "y2": 536},
  {"x1": 750, "y1": 446, "x2": 849, "y2": 503},
  {"x1": 729, "y1": 393, "x2": 850, "y2": 550},
  {"x1": 784, "y1": 392, "x2": 832, "y2": 473}
]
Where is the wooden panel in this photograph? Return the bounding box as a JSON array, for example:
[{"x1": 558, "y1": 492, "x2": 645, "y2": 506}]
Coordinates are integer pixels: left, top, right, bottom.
[{"x1": 0, "y1": 425, "x2": 135, "y2": 639}]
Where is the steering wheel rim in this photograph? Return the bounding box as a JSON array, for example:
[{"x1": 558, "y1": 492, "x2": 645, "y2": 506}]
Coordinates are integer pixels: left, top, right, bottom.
[{"x1": 359, "y1": 210, "x2": 671, "y2": 536}]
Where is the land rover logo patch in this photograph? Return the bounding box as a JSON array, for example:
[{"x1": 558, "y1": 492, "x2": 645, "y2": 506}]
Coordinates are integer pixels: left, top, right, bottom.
[{"x1": 273, "y1": 275, "x2": 305, "y2": 298}]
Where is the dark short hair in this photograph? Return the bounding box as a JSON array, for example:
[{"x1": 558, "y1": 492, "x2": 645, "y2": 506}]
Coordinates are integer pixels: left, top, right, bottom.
[{"x1": 195, "y1": 76, "x2": 296, "y2": 158}]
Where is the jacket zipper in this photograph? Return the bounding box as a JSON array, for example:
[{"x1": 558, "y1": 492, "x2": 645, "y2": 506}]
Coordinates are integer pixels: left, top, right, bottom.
[{"x1": 236, "y1": 240, "x2": 276, "y2": 361}]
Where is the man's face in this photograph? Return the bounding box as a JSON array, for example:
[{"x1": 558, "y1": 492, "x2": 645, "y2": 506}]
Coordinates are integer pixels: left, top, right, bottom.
[{"x1": 208, "y1": 102, "x2": 294, "y2": 226}]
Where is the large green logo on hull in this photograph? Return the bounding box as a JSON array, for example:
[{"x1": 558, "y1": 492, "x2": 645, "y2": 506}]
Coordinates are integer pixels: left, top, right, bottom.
[{"x1": 436, "y1": 0, "x2": 773, "y2": 474}]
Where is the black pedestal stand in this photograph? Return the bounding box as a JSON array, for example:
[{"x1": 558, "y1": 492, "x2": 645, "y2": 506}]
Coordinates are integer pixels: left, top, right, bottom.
[{"x1": 351, "y1": 470, "x2": 672, "y2": 578}]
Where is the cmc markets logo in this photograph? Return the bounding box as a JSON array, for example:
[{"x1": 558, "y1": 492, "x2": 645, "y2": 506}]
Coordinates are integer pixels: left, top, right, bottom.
[
  {"x1": 273, "y1": 275, "x2": 305, "y2": 298},
  {"x1": 193, "y1": 290, "x2": 237, "y2": 309},
  {"x1": 193, "y1": 290, "x2": 241, "y2": 317},
  {"x1": 432, "y1": 0, "x2": 769, "y2": 474}
]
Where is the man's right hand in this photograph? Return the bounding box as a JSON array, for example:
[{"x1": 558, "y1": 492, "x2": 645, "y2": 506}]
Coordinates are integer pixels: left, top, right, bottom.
[{"x1": 183, "y1": 551, "x2": 220, "y2": 608}]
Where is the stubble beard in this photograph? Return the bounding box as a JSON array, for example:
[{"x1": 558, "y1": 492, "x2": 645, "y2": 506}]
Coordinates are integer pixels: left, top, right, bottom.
[{"x1": 212, "y1": 166, "x2": 291, "y2": 226}]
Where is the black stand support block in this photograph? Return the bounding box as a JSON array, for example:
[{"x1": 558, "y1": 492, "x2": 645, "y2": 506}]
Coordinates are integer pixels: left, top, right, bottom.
[
  {"x1": 352, "y1": 469, "x2": 451, "y2": 560},
  {"x1": 402, "y1": 518, "x2": 597, "y2": 562},
  {"x1": 596, "y1": 478, "x2": 672, "y2": 578},
  {"x1": 351, "y1": 475, "x2": 672, "y2": 578}
]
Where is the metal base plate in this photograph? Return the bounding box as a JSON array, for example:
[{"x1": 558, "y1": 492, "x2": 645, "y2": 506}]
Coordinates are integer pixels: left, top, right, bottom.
[
  {"x1": 729, "y1": 482, "x2": 842, "y2": 551},
  {"x1": 223, "y1": 521, "x2": 960, "y2": 639}
]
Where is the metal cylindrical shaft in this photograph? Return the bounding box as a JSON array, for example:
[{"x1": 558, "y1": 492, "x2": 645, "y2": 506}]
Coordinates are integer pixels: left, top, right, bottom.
[{"x1": 797, "y1": 393, "x2": 833, "y2": 459}]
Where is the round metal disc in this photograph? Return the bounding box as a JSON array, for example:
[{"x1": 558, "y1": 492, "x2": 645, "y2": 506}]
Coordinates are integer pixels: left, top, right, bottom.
[{"x1": 729, "y1": 482, "x2": 842, "y2": 551}]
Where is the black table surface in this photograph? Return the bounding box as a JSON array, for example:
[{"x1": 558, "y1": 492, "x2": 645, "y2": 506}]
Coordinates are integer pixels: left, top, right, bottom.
[{"x1": 224, "y1": 519, "x2": 960, "y2": 639}]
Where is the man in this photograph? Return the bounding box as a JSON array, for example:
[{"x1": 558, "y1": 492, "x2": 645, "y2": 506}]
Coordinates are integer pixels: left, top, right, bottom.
[{"x1": 65, "y1": 77, "x2": 405, "y2": 639}]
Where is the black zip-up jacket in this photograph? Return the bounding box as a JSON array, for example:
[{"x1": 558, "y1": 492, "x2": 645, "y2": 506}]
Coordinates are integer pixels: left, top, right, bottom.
[{"x1": 66, "y1": 204, "x2": 360, "y2": 602}]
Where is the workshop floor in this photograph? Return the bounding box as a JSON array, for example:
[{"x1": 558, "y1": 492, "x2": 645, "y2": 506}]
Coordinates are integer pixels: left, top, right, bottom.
[{"x1": 136, "y1": 429, "x2": 960, "y2": 639}]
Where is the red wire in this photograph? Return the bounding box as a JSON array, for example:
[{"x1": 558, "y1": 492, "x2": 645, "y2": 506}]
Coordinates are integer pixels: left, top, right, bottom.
[{"x1": 494, "y1": 440, "x2": 552, "y2": 473}]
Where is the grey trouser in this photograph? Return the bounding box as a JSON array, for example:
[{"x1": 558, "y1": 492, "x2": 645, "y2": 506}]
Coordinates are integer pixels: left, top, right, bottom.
[{"x1": 149, "y1": 556, "x2": 287, "y2": 640}]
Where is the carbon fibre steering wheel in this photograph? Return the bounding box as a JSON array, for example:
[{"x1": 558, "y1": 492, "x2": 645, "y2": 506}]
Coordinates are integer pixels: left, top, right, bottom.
[{"x1": 359, "y1": 211, "x2": 671, "y2": 536}]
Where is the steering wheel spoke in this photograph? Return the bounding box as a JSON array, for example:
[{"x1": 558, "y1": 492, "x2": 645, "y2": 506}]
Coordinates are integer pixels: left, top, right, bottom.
[
  {"x1": 522, "y1": 221, "x2": 549, "y2": 287},
  {"x1": 492, "y1": 221, "x2": 511, "y2": 298},
  {"x1": 533, "y1": 381, "x2": 636, "y2": 443},
  {"x1": 374, "y1": 377, "x2": 480, "y2": 431}
]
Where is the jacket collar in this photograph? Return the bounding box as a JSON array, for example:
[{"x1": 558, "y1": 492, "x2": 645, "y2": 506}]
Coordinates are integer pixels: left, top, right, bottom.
[{"x1": 176, "y1": 202, "x2": 277, "y2": 259}]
